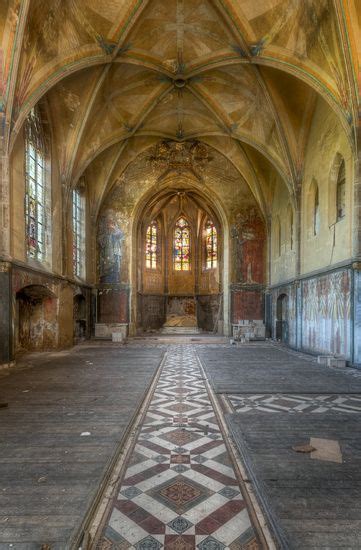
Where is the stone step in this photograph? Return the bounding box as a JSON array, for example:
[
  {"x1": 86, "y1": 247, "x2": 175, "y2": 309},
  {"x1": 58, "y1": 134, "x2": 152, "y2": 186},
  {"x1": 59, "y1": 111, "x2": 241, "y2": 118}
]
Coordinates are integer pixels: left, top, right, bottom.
[{"x1": 161, "y1": 326, "x2": 201, "y2": 334}]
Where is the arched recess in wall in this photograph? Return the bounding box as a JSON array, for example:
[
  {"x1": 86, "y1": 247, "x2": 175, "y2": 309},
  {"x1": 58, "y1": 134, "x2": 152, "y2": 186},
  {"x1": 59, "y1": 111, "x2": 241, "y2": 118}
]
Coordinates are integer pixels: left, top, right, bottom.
[
  {"x1": 15, "y1": 285, "x2": 58, "y2": 353},
  {"x1": 276, "y1": 293, "x2": 289, "y2": 343},
  {"x1": 133, "y1": 185, "x2": 225, "y2": 334},
  {"x1": 273, "y1": 216, "x2": 281, "y2": 258},
  {"x1": 328, "y1": 153, "x2": 347, "y2": 226},
  {"x1": 286, "y1": 204, "x2": 294, "y2": 251},
  {"x1": 306, "y1": 179, "x2": 320, "y2": 238}
]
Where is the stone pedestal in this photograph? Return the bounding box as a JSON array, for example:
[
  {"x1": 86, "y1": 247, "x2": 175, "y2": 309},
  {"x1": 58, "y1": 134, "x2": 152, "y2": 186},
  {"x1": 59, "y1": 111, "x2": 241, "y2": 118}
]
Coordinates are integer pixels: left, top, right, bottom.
[{"x1": 95, "y1": 322, "x2": 128, "y2": 340}]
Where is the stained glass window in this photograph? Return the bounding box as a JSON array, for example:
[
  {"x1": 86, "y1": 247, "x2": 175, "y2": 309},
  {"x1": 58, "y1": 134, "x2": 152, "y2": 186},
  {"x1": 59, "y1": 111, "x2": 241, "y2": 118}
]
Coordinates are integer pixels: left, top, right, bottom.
[
  {"x1": 72, "y1": 189, "x2": 86, "y2": 277},
  {"x1": 336, "y1": 159, "x2": 346, "y2": 221},
  {"x1": 205, "y1": 220, "x2": 217, "y2": 269},
  {"x1": 174, "y1": 217, "x2": 190, "y2": 271},
  {"x1": 145, "y1": 222, "x2": 158, "y2": 269},
  {"x1": 25, "y1": 107, "x2": 46, "y2": 261}
]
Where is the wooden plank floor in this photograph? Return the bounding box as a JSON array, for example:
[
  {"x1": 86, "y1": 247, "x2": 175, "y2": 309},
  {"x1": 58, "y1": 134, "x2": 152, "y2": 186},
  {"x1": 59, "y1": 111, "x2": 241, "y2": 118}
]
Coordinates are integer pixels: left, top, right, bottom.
[
  {"x1": 0, "y1": 344, "x2": 164, "y2": 549},
  {"x1": 227, "y1": 412, "x2": 361, "y2": 549}
]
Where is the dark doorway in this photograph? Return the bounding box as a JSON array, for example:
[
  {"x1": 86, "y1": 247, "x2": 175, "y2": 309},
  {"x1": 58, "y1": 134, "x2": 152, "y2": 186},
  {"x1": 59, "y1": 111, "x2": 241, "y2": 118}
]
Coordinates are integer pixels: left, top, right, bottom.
[{"x1": 276, "y1": 293, "x2": 289, "y2": 343}]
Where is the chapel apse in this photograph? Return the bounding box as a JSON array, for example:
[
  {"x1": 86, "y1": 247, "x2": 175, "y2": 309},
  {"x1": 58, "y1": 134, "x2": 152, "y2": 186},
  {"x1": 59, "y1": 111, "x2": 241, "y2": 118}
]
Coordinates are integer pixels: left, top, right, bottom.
[{"x1": 94, "y1": 140, "x2": 267, "y2": 332}]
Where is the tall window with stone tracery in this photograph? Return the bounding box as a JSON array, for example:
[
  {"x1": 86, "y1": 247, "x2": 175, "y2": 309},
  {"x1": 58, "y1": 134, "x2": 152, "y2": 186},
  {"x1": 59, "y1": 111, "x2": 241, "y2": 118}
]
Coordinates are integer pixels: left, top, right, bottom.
[
  {"x1": 205, "y1": 219, "x2": 217, "y2": 269},
  {"x1": 25, "y1": 107, "x2": 47, "y2": 261},
  {"x1": 174, "y1": 217, "x2": 190, "y2": 271},
  {"x1": 145, "y1": 222, "x2": 158, "y2": 269},
  {"x1": 72, "y1": 188, "x2": 86, "y2": 278}
]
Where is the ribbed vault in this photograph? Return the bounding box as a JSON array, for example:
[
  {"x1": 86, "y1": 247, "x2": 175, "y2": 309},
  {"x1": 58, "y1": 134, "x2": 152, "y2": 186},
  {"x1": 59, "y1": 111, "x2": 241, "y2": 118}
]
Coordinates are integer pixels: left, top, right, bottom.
[{"x1": 1, "y1": 0, "x2": 359, "y2": 218}]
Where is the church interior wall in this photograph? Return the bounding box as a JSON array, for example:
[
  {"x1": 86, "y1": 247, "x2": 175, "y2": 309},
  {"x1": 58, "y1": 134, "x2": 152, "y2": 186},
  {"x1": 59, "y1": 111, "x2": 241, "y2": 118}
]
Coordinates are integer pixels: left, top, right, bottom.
[
  {"x1": 0, "y1": 0, "x2": 359, "y2": 366},
  {"x1": 270, "y1": 181, "x2": 297, "y2": 286},
  {"x1": 301, "y1": 97, "x2": 353, "y2": 275}
]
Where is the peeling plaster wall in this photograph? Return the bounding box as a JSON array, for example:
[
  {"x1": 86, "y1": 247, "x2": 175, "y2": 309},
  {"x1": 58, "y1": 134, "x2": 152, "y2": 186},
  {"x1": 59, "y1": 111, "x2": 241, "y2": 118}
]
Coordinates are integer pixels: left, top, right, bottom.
[
  {"x1": 269, "y1": 268, "x2": 352, "y2": 360},
  {"x1": 13, "y1": 268, "x2": 74, "y2": 352}
]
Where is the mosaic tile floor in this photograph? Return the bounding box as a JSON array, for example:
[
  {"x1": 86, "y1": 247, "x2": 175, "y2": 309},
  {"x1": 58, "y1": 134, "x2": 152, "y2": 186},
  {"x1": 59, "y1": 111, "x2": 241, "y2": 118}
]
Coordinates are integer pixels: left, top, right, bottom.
[
  {"x1": 96, "y1": 346, "x2": 260, "y2": 549},
  {"x1": 227, "y1": 393, "x2": 361, "y2": 414}
]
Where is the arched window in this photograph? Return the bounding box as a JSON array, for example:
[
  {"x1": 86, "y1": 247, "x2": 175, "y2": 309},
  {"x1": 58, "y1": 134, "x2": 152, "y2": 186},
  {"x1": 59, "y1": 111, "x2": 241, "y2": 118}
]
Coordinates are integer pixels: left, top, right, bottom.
[
  {"x1": 313, "y1": 185, "x2": 320, "y2": 236},
  {"x1": 25, "y1": 106, "x2": 47, "y2": 261},
  {"x1": 174, "y1": 217, "x2": 190, "y2": 271},
  {"x1": 145, "y1": 222, "x2": 158, "y2": 269},
  {"x1": 205, "y1": 219, "x2": 217, "y2": 269},
  {"x1": 336, "y1": 159, "x2": 346, "y2": 221},
  {"x1": 72, "y1": 188, "x2": 86, "y2": 278}
]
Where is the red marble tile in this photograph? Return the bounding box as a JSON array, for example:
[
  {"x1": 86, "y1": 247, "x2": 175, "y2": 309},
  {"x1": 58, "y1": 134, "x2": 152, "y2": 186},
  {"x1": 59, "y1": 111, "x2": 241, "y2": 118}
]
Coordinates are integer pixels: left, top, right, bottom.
[
  {"x1": 196, "y1": 500, "x2": 245, "y2": 534},
  {"x1": 140, "y1": 515, "x2": 166, "y2": 534},
  {"x1": 192, "y1": 464, "x2": 237, "y2": 486},
  {"x1": 123, "y1": 463, "x2": 168, "y2": 485},
  {"x1": 190, "y1": 439, "x2": 223, "y2": 455},
  {"x1": 195, "y1": 515, "x2": 222, "y2": 534},
  {"x1": 139, "y1": 439, "x2": 171, "y2": 455}
]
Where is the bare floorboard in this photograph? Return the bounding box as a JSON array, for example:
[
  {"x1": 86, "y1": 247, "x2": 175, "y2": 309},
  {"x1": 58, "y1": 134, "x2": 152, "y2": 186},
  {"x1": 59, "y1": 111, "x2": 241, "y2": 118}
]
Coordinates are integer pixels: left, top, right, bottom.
[{"x1": 0, "y1": 344, "x2": 164, "y2": 548}]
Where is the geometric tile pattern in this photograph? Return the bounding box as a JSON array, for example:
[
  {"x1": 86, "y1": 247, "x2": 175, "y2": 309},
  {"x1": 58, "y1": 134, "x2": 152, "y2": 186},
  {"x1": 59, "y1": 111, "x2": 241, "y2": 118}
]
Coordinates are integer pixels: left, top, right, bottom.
[
  {"x1": 95, "y1": 346, "x2": 260, "y2": 548},
  {"x1": 228, "y1": 393, "x2": 361, "y2": 414}
]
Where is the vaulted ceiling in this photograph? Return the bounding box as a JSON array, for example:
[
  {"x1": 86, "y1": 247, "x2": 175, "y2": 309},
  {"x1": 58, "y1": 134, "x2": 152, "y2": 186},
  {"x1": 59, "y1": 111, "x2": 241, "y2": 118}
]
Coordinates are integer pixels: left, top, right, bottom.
[{"x1": 1, "y1": 0, "x2": 359, "y2": 217}]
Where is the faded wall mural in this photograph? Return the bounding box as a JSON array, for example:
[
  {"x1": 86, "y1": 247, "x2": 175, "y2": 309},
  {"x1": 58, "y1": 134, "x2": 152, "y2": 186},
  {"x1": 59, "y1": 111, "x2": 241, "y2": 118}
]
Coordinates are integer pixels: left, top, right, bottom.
[
  {"x1": 302, "y1": 270, "x2": 351, "y2": 358},
  {"x1": 231, "y1": 208, "x2": 265, "y2": 284},
  {"x1": 97, "y1": 209, "x2": 124, "y2": 284}
]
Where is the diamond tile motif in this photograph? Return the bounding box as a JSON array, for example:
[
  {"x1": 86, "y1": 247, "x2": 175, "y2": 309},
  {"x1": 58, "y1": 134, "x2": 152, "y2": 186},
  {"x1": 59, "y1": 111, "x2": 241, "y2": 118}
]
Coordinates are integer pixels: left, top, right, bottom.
[
  {"x1": 197, "y1": 535, "x2": 226, "y2": 549},
  {"x1": 147, "y1": 475, "x2": 214, "y2": 514},
  {"x1": 95, "y1": 346, "x2": 259, "y2": 548},
  {"x1": 153, "y1": 454, "x2": 168, "y2": 463},
  {"x1": 173, "y1": 446, "x2": 189, "y2": 454},
  {"x1": 120, "y1": 486, "x2": 143, "y2": 499},
  {"x1": 218, "y1": 486, "x2": 240, "y2": 499},
  {"x1": 161, "y1": 428, "x2": 201, "y2": 446},
  {"x1": 135, "y1": 535, "x2": 162, "y2": 549},
  {"x1": 172, "y1": 464, "x2": 189, "y2": 473},
  {"x1": 167, "y1": 516, "x2": 193, "y2": 534},
  {"x1": 227, "y1": 393, "x2": 361, "y2": 414},
  {"x1": 192, "y1": 454, "x2": 207, "y2": 464}
]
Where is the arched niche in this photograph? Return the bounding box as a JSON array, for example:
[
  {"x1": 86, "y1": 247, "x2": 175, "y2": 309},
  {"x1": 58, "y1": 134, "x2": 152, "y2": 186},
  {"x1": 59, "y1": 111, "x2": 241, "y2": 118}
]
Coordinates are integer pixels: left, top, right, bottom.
[
  {"x1": 276, "y1": 293, "x2": 289, "y2": 343},
  {"x1": 15, "y1": 285, "x2": 58, "y2": 353}
]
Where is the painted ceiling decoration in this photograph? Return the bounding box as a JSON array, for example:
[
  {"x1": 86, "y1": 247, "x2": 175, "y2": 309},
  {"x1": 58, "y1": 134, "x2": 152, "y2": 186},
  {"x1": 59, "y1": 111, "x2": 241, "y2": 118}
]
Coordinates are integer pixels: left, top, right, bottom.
[{"x1": 1, "y1": 0, "x2": 359, "y2": 218}]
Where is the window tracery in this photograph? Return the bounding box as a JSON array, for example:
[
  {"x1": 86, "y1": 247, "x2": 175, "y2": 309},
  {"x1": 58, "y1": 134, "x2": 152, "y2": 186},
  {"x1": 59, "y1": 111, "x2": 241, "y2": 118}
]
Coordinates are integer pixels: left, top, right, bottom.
[
  {"x1": 25, "y1": 107, "x2": 47, "y2": 261},
  {"x1": 205, "y1": 219, "x2": 217, "y2": 269},
  {"x1": 72, "y1": 188, "x2": 86, "y2": 277},
  {"x1": 174, "y1": 217, "x2": 190, "y2": 271},
  {"x1": 145, "y1": 222, "x2": 158, "y2": 269}
]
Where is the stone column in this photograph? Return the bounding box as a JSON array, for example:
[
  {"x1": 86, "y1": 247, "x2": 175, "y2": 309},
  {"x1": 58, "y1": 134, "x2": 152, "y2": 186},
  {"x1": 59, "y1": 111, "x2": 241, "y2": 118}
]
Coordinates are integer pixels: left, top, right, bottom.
[
  {"x1": 0, "y1": 114, "x2": 10, "y2": 259},
  {"x1": 353, "y1": 128, "x2": 361, "y2": 259},
  {"x1": 0, "y1": 261, "x2": 13, "y2": 366},
  {"x1": 351, "y1": 126, "x2": 361, "y2": 366},
  {"x1": 352, "y1": 262, "x2": 361, "y2": 366}
]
